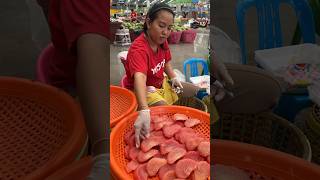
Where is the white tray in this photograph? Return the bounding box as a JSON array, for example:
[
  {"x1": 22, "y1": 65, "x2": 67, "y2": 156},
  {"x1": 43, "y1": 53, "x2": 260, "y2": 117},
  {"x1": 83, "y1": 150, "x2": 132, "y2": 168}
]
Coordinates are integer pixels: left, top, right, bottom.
[
  {"x1": 189, "y1": 75, "x2": 210, "y2": 85},
  {"x1": 189, "y1": 75, "x2": 210, "y2": 94}
]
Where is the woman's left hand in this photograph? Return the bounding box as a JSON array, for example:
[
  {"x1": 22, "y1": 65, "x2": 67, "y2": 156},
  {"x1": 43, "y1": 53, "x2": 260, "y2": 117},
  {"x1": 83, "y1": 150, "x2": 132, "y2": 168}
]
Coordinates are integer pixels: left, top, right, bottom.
[{"x1": 86, "y1": 154, "x2": 109, "y2": 180}]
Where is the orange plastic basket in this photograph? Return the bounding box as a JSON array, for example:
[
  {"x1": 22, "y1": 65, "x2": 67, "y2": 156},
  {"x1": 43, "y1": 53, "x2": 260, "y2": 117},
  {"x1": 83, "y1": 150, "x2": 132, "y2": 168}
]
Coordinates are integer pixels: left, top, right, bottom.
[
  {"x1": 110, "y1": 85, "x2": 137, "y2": 128},
  {"x1": 110, "y1": 105, "x2": 210, "y2": 180},
  {"x1": 0, "y1": 77, "x2": 87, "y2": 180},
  {"x1": 46, "y1": 157, "x2": 93, "y2": 180},
  {"x1": 213, "y1": 140, "x2": 320, "y2": 180}
]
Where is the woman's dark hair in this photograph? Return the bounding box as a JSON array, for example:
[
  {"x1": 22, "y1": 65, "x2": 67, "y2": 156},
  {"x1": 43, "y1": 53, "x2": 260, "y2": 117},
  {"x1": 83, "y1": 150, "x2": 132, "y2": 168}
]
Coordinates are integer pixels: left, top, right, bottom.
[{"x1": 143, "y1": 2, "x2": 175, "y2": 34}]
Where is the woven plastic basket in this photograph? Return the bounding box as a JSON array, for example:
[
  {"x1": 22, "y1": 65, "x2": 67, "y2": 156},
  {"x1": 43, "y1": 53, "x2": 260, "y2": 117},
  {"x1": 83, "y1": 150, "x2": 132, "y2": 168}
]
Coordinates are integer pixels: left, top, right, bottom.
[
  {"x1": 307, "y1": 105, "x2": 320, "y2": 134},
  {"x1": 305, "y1": 105, "x2": 320, "y2": 164},
  {"x1": 168, "y1": 31, "x2": 182, "y2": 44},
  {"x1": 110, "y1": 106, "x2": 210, "y2": 180},
  {"x1": 213, "y1": 112, "x2": 312, "y2": 161},
  {"x1": 0, "y1": 77, "x2": 87, "y2": 180},
  {"x1": 213, "y1": 139, "x2": 320, "y2": 180},
  {"x1": 294, "y1": 107, "x2": 320, "y2": 165},
  {"x1": 110, "y1": 86, "x2": 137, "y2": 128},
  {"x1": 173, "y1": 96, "x2": 208, "y2": 112},
  {"x1": 312, "y1": 104, "x2": 320, "y2": 123}
]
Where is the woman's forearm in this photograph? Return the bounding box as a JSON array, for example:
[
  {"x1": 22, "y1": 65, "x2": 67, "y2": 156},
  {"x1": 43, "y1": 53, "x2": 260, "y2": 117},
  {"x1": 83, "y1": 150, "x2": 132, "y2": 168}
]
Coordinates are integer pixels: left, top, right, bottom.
[
  {"x1": 134, "y1": 72, "x2": 149, "y2": 110},
  {"x1": 164, "y1": 62, "x2": 176, "y2": 79},
  {"x1": 76, "y1": 33, "x2": 108, "y2": 156}
]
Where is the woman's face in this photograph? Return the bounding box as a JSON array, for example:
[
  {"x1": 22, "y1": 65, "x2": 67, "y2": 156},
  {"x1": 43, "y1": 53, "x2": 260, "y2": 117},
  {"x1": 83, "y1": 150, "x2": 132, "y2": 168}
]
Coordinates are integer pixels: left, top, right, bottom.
[{"x1": 147, "y1": 10, "x2": 174, "y2": 45}]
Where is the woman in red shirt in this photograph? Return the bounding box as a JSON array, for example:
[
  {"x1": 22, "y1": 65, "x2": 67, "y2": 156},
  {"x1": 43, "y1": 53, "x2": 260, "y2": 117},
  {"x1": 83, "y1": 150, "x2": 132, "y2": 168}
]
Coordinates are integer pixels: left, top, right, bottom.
[
  {"x1": 36, "y1": 0, "x2": 108, "y2": 179},
  {"x1": 124, "y1": 2, "x2": 199, "y2": 148},
  {"x1": 130, "y1": 9, "x2": 137, "y2": 21}
]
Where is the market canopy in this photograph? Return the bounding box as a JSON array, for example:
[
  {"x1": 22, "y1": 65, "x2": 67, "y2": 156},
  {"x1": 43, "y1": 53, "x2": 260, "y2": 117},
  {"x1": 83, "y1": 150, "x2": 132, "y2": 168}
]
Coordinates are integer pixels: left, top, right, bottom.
[{"x1": 111, "y1": 0, "x2": 205, "y2": 5}]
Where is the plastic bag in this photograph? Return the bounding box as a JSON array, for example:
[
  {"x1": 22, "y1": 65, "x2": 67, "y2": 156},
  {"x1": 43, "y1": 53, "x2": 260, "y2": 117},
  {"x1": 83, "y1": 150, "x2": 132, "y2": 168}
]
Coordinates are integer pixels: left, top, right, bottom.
[
  {"x1": 25, "y1": 0, "x2": 50, "y2": 51},
  {"x1": 117, "y1": 51, "x2": 128, "y2": 77},
  {"x1": 211, "y1": 26, "x2": 242, "y2": 64},
  {"x1": 194, "y1": 32, "x2": 209, "y2": 54},
  {"x1": 173, "y1": 69, "x2": 186, "y2": 82}
]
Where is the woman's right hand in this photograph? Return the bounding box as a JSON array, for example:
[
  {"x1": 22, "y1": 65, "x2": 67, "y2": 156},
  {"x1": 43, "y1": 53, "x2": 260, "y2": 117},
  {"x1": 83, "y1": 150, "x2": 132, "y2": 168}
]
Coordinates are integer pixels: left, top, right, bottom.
[
  {"x1": 134, "y1": 109, "x2": 151, "y2": 148},
  {"x1": 213, "y1": 60, "x2": 234, "y2": 87}
]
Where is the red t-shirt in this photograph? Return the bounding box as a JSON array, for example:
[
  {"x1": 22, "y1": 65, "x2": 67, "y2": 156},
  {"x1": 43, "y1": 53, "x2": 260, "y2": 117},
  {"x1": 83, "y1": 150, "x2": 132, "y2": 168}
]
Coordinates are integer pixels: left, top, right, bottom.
[
  {"x1": 38, "y1": 0, "x2": 109, "y2": 88},
  {"x1": 124, "y1": 33, "x2": 172, "y2": 90}
]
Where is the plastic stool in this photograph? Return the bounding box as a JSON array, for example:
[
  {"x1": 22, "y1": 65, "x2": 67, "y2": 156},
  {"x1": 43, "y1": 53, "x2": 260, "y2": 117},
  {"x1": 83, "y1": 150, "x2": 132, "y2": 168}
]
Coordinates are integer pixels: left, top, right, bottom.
[{"x1": 114, "y1": 29, "x2": 131, "y2": 46}]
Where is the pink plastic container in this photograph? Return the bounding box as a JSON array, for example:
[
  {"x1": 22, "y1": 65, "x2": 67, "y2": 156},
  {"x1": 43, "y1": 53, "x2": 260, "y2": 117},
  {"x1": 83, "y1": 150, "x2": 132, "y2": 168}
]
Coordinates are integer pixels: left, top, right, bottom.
[
  {"x1": 168, "y1": 31, "x2": 182, "y2": 44},
  {"x1": 181, "y1": 29, "x2": 197, "y2": 43}
]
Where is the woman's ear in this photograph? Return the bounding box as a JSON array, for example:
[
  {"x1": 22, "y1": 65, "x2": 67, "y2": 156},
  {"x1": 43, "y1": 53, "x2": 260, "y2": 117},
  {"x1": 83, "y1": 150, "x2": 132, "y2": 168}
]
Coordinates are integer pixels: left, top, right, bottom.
[{"x1": 146, "y1": 18, "x2": 151, "y2": 29}]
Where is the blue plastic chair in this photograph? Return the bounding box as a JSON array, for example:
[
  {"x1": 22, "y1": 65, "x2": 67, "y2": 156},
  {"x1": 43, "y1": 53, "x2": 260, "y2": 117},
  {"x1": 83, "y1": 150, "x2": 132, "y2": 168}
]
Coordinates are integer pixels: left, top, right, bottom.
[
  {"x1": 236, "y1": 0, "x2": 316, "y2": 64},
  {"x1": 236, "y1": 0, "x2": 316, "y2": 121},
  {"x1": 183, "y1": 58, "x2": 209, "y2": 100},
  {"x1": 183, "y1": 58, "x2": 209, "y2": 82}
]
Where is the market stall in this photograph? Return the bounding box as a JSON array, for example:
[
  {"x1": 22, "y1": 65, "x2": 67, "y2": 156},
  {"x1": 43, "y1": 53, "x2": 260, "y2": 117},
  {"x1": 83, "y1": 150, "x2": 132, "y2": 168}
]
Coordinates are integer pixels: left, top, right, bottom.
[
  {"x1": 110, "y1": 0, "x2": 209, "y2": 45},
  {"x1": 109, "y1": 2, "x2": 211, "y2": 179}
]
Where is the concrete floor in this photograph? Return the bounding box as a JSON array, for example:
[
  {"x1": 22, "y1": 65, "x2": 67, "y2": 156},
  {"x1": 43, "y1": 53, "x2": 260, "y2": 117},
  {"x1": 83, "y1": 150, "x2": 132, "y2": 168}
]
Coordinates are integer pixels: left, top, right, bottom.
[{"x1": 110, "y1": 42, "x2": 208, "y2": 86}]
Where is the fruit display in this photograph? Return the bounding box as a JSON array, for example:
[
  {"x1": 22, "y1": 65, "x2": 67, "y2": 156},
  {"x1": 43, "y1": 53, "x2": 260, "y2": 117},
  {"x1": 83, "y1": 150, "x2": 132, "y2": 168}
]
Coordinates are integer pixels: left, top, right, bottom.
[
  {"x1": 110, "y1": 18, "x2": 123, "y2": 23},
  {"x1": 124, "y1": 113, "x2": 210, "y2": 180},
  {"x1": 122, "y1": 22, "x2": 144, "y2": 32},
  {"x1": 171, "y1": 23, "x2": 189, "y2": 32},
  {"x1": 121, "y1": 22, "x2": 189, "y2": 33}
]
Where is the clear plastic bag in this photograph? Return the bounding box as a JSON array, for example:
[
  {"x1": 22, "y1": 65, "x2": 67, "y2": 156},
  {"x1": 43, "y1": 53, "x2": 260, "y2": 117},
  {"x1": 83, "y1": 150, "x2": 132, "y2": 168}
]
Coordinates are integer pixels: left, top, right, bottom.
[
  {"x1": 211, "y1": 26, "x2": 242, "y2": 64},
  {"x1": 117, "y1": 51, "x2": 128, "y2": 77},
  {"x1": 25, "y1": 0, "x2": 50, "y2": 51},
  {"x1": 194, "y1": 32, "x2": 209, "y2": 54},
  {"x1": 173, "y1": 69, "x2": 186, "y2": 82}
]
